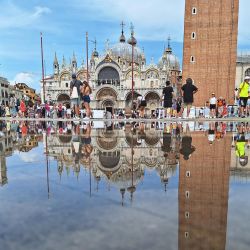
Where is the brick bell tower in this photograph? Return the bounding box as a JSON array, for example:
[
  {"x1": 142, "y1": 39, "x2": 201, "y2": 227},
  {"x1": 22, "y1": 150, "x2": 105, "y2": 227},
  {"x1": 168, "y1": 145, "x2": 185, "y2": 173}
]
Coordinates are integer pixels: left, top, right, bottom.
[{"x1": 182, "y1": 0, "x2": 239, "y2": 106}]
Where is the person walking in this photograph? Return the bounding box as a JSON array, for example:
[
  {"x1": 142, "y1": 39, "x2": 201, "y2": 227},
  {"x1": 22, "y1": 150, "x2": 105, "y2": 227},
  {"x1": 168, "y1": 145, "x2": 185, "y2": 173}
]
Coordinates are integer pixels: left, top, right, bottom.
[
  {"x1": 238, "y1": 76, "x2": 250, "y2": 118},
  {"x1": 181, "y1": 78, "x2": 198, "y2": 118},
  {"x1": 162, "y1": 81, "x2": 174, "y2": 118},
  {"x1": 70, "y1": 73, "x2": 82, "y2": 118}
]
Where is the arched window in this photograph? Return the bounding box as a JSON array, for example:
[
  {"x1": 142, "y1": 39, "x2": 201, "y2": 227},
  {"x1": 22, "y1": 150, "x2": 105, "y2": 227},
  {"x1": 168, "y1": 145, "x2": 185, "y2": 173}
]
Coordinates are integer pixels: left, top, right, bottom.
[
  {"x1": 66, "y1": 82, "x2": 68, "y2": 88},
  {"x1": 5, "y1": 91, "x2": 8, "y2": 98},
  {"x1": 192, "y1": 7, "x2": 197, "y2": 15},
  {"x1": 1, "y1": 90, "x2": 4, "y2": 98},
  {"x1": 245, "y1": 68, "x2": 250, "y2": 76}
]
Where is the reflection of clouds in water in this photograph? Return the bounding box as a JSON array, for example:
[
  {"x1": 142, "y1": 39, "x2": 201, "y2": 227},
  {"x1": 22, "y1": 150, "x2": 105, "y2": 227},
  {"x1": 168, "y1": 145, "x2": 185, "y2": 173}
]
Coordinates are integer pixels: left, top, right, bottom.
[
  {"x1": 13, "y1": 147, "x2": 44, "y2": 163},
  {"x1": 18, "y1": 152, "x2": 41, "y2": 163}
]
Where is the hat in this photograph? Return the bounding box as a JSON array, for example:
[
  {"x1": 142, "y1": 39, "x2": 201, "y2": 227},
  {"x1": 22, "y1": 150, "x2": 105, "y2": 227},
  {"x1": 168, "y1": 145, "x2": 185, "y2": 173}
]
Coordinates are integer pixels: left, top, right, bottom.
[
  {"x1": 72, "y1": 73, "x2": 76, "y2": 79},
  {"x1": 239, "y1": 156, "x2": 248, "y2": 166},
  {"x1": 244, "y1": 76, "x2": 250, "y2": 80}
]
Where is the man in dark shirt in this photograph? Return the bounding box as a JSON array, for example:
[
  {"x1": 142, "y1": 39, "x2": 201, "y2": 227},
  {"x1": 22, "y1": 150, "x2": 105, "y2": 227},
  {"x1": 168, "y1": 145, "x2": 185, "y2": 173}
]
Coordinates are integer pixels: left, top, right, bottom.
[
  {"x1": 162, "y1": 81, "x2": 174, "y2": 118},
  {"x1": 70, "y1": 73, "x2": 83, "y2": 118},
  {"x1": 181, "y1": 78, "x2": 198, "y2": 118}
]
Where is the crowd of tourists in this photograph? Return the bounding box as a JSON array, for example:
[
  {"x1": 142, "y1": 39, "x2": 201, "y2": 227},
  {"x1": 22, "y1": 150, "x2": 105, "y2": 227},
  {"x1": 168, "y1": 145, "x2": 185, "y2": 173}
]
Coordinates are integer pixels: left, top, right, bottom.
[
  {"x1": 0, "y1": 73, "x2": 92, "y2": 120},
  {"x1": 133, "y1": 76, "x2": 250, "y2": 119},
  {"x1": 1, "y1": 74, "x2": 250, "y2": 120}
]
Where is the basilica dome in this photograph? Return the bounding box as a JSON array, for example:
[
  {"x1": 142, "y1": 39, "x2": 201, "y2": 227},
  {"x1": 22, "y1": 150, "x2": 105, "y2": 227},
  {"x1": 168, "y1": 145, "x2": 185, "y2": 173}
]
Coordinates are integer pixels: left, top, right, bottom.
[
  {"x1": 110, "y1": 29, "x2": 145, "y2": 65},
  {"x1": 110, "y1": 42, "x2": 145, "y2": 64},
  {"x1": 158, "y1": 46, "x2": 180, "y2": 71}
]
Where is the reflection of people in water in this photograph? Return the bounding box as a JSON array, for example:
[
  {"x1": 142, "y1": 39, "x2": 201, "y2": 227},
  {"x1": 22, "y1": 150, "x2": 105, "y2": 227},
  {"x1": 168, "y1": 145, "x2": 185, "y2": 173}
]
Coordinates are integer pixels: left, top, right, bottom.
[
  {"x1": 235, "y1": 133, "x2": 248, "y2": 167},
  {"x1": 180, "y1": 124, "x2": 195, "y2": 160},
  {"x1": 72, "y1": 124, "x2": 81, "y2": 165},
  {"x1": 81, "y1": 122, "x2": 93, "y2": 165},
  {"x1": 161, "y1": 123, "x2": 172, "y2": 155},
  {"x1": 207, "y1": 122, "x2": 215, "y2": 145}
]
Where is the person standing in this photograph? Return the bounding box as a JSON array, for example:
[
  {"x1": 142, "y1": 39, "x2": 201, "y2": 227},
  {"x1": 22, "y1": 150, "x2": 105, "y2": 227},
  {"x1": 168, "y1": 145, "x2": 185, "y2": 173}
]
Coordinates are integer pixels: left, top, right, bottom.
[
  {"x1": 20, "y1": 99, "x2": 26, "y2": 117},
  {"x1": 137, "y1": 94, "x2": 147, "y2": 118},
  {"x1": 209, "y1": 93, "x2": 217, "y2": 118},
  {"x1": 81, "y1": 81, "x2": 92, "y2": 119},
  {"x1": 238, "y1": 76, "x2": 250, "y2": 118},
  {"x1": 162, "y1": 81, "x2": 174, "y2": 118},
  {"x1": 181, "y1": 78, "x2": 198, "y2": 118},
  {"x1": 70, "y1": 73, "x2": 82, "y2": 118}
]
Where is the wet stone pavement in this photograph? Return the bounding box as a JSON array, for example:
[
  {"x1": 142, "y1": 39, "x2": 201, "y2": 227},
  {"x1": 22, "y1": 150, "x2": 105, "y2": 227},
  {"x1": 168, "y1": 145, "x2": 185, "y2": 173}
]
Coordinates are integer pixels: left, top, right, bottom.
[{"x1": 0, "y1": 119, "x2": 250, "y2": 250}]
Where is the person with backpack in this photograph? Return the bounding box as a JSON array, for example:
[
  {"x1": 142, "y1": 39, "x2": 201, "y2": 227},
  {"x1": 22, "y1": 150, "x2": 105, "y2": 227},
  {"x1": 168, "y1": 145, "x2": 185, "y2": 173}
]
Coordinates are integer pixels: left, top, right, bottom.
[
  {"x1": 238, "y1": 76, "x2": 250, "y2": 118},
  {"x1": 70, "y1": 73, "x2": 83, "y2": 118}
]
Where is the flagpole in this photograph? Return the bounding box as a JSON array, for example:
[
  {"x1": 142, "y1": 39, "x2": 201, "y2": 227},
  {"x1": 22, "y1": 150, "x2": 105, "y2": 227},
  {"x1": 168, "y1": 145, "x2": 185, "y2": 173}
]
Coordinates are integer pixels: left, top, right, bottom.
[
  {"x1": 86, "y1": 32, "x2": 89, "y2": 84},
  {"x1": 40, "y1": 32, "x2": 46, "y2": 104}
]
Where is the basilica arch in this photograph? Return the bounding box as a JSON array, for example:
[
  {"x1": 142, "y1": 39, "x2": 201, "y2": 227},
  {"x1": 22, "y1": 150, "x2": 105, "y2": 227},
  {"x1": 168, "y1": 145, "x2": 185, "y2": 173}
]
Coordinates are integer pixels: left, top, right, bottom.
[
  {"x1": 95, "y1": 86, "x2": 119, "y2": 110},
  {"x1": 97, "y1": 150, "x2": 121, "y2": 178},
  {"x1": 125, "y1": 91, "x2": 140, "y2": 106},
  {"x1": 96, "y1": 62, "x2": 121, "y2": 86},
  {"x1": 57, "y1": 93, "x2": 70, "y2": 104},
  {"x1": 145, "y1": 91, "x2": 161, "y2": 112}
]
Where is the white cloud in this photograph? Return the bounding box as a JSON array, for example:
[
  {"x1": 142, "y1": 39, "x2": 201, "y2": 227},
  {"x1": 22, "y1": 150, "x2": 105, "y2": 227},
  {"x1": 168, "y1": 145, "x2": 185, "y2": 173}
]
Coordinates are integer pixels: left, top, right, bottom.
[
  {"x1": 238, "y1": 0, "x2": 250, "y2": 45},
  {"x1": 0, "y1": 2, "x2": 51, "y2": 29},
  {"x1": 11, "y1": 72, "x2": 41, "y2": 90},
  {"x1": 75, "y1": 0, "x2": 185, "y2": 42},
  {"x1": 74, "y1": 0, "x2": 250, "y2": 44}
]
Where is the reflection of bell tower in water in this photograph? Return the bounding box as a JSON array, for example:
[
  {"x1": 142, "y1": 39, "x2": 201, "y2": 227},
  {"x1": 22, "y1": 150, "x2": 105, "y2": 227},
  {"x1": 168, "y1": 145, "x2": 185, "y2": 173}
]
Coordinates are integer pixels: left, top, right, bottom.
[{"x1": 178, "y1": 132, "x2": 231, "y2": 249}]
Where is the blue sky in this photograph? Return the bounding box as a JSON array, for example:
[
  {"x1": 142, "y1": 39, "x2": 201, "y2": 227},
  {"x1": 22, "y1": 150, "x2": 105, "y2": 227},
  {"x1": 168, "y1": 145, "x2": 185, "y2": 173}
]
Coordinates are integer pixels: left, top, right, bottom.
[{"x1": 0, "y1": 0, "x2": 250, "y2": 91}]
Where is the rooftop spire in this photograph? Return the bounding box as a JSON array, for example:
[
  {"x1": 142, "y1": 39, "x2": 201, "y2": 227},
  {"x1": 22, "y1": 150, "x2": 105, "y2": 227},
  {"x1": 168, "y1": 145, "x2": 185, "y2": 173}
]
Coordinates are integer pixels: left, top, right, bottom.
[
  {"x1": 92, "y1": 38, "x2": 99, "y2": 57},
  {"x1": 54, "y1": 52, "x2": 58, "y2": 65},
  {"x1": 72, "y1": 51, "x2": 77, "y2": 62},
  {"x1": 166, "y1": 36, "x2": 172, "y2": 53},
  {"x1": 62, "y1": 55, "x2": 66, "y2": 68},
  {"x1": 128, "y1": 22, "x2": 137, "y2": 46},
  {"x1": 119, "y1": 21, "x2": 126, "y2": 43}
]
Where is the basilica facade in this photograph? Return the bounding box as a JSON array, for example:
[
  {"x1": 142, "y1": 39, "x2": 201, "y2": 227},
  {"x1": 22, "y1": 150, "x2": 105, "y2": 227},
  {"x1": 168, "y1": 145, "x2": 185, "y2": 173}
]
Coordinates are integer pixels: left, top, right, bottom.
[{"x1": 42, "y1": 26, "x2": 181, "y2": 115}]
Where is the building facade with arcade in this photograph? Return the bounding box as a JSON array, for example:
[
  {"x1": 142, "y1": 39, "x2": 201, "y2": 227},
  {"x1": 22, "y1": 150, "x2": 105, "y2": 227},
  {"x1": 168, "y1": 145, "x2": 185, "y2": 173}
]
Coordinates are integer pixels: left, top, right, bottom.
[{"x1": 41, "y1": 25, "x2": 181, "y2": 115}]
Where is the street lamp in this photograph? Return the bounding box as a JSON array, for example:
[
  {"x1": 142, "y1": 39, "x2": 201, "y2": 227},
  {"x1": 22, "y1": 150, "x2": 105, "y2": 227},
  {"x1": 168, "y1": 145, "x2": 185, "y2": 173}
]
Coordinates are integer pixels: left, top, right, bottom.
[{"x1": 128, "y1": 23, "x2": 137, "y2": 109}]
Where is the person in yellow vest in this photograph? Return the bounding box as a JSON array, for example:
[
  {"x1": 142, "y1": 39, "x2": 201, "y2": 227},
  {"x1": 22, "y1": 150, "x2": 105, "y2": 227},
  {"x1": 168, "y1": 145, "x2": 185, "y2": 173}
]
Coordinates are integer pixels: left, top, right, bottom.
[
  {"x1": 239, "y1": 76, "x2": 250, "y2": 118},
  {"x1": 235, "y1": 134, "x2": 248, "y2": 167}
]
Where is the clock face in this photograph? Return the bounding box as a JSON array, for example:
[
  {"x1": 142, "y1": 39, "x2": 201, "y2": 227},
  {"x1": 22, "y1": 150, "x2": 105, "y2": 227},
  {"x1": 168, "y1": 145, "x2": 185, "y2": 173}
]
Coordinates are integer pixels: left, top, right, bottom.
[{"x1": 60, "y1": 72, "x2": 70, "y2": 81}]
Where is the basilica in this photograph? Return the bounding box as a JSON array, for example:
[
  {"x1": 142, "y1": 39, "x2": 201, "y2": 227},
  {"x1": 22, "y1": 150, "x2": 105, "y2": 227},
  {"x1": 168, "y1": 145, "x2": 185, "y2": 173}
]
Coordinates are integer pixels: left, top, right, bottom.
[{"x1": 42, "y1": 25, "x2": 181, "y2": 115}]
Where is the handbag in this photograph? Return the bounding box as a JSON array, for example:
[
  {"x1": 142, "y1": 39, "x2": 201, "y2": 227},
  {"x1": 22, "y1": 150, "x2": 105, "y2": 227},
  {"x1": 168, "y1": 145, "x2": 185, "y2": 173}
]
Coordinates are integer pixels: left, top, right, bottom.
[
  {"x1": 141, "y1": 100, "x2": 147, "y2": 107},
  {"x1": 71, "y1": 86, "x2": 78, "y2": 99}
]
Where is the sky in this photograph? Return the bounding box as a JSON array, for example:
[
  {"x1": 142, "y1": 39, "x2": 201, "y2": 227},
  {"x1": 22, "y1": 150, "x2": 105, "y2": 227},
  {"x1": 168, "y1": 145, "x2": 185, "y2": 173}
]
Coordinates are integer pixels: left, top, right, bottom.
[{"x1": 0, "y1": 0, "x2": 250, "y2": 91}]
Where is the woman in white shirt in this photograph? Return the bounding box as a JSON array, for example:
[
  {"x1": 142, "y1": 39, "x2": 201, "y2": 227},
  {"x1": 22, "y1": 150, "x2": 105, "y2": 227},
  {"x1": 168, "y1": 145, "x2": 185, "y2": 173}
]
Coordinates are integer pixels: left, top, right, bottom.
[{"x1": 209, "y1": 93, "x2": 217, "y2": 118}]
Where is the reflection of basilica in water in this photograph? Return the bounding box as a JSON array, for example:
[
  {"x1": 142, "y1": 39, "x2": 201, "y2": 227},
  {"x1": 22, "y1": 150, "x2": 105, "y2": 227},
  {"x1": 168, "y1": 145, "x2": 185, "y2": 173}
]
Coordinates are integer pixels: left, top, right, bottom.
[
  {"x1": 46, "y1": 123, "x2": 179, "y2": 197},
  {"x1": 2, "y1": 121, "x2": 250, "y2": 249},
  {"x1": 42, "y1": 24, "x2": 181, "y2": 115}
]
